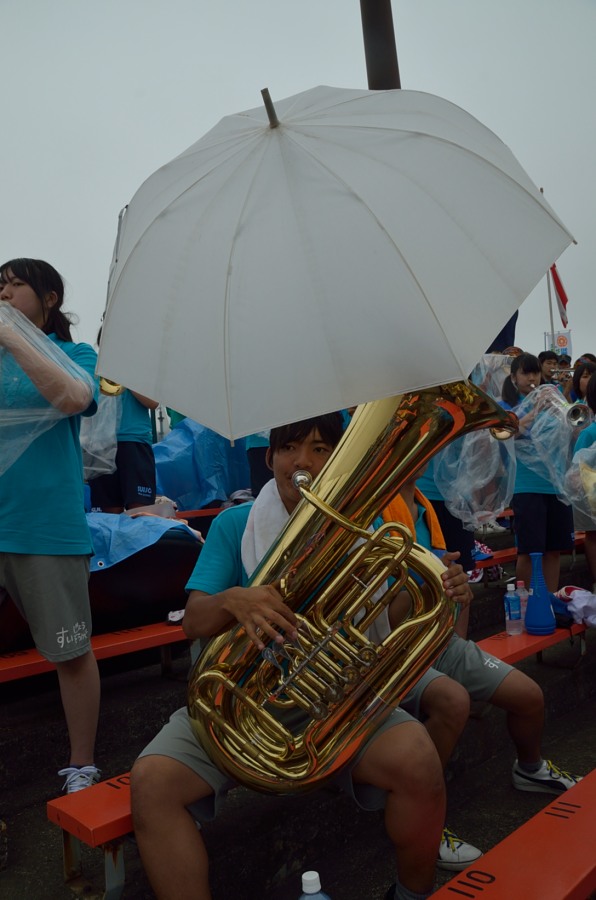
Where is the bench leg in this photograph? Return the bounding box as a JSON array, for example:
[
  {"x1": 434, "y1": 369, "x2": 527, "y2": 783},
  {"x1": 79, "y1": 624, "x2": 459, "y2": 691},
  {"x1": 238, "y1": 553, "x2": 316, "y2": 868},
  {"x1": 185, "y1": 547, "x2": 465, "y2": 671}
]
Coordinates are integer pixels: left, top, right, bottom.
[
  {"x1": 0, "y1": 819, "x2": 7, "y2": 871},
  {"x1": 535, "y1": 633, "x2": 587, "y2": 669},
  {"x1": 102, "y1": 839, "x2": 125, "y2": 900},
  {"x1": 160, "y1": 645, "x2": 173, "y2": 675},
  {"x1": 61, "y1": 831, "x2": 125, "y2": 900},
  {"x1": 62, "y1": 829, "x2": 82, "y2": 882}
]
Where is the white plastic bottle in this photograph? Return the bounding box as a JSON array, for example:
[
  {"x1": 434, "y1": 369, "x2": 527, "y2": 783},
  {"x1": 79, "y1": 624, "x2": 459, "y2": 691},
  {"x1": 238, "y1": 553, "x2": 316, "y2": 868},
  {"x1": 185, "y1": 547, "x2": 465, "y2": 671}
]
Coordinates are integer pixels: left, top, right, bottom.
[
  {"x1": 516, "y1": 580, "x2": 529, "y2": 627},
  {"x1": 299, "y1": 870, "x2": 331, "y2": 899},
  {"x1": 504, "y1": 584, "x2": 523, "y2": 635}
]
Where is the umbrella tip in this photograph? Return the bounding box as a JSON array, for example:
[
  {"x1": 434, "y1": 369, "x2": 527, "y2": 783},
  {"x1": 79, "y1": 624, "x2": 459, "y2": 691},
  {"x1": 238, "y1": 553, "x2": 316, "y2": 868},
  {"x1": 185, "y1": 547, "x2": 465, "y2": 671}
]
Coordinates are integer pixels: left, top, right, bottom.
[{"x1": 261, "y1": 88, "x2": 279, "y2": 129}]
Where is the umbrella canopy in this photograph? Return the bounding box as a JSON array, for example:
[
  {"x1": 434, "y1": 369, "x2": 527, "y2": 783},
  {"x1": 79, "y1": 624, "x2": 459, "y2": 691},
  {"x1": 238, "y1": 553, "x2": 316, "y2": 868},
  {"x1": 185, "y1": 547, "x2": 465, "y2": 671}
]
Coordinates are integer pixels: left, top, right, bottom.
[{"x1": 98, "y1": 85, "x2": 573, "y2": 439}]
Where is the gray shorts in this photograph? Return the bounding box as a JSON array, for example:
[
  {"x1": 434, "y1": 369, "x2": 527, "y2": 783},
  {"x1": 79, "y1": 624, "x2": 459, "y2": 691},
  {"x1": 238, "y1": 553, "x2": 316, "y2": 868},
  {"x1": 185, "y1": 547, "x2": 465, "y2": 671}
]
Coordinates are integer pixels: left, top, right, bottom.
[
  {"x1": 401, "y1": 633, "x2": 513, "y2": 718},
  {"x1": 0, "y1": 553, "x2": 92, "y2": 662},
  {"x1": 138, "y1": 703, "x2": 416, "y2": 823}
]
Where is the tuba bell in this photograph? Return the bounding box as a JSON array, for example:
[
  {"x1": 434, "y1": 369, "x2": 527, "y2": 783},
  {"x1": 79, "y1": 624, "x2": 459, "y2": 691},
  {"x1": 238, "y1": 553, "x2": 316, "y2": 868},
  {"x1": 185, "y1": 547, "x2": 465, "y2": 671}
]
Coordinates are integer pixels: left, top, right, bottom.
[
  {"x1": 99, "y1": 377, "x2": 125, "y2": 396},
  {"x1": 188, "y1": 382, "x2": 517, "y2": 794}
]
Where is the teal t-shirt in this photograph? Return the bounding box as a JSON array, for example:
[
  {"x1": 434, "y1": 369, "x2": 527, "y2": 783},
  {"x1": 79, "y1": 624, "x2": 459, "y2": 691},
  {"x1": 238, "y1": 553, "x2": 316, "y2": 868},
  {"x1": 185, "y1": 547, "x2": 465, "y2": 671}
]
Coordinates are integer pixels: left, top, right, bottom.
[
  {"x1": 0, "y1": 336, "x2": 98, "y2": 555},
  {"x1": 575, "y1": 421, "x2": 596, "y2": 453},
  {"x1": 186, "y1": 503, "x2": 253, "y2": 593},
  {"x1": 244, "y1": 431, "x2": 270, "y2": 451},
  {"x1": 500, "y1": 399, "x2": 556, "y2": 495},
  {"x1": 117, "y1": 389, "x2": 153, "y2": 443},
  {"x1": 415, "y1": 457, "x2": 444, "y2": 502}
]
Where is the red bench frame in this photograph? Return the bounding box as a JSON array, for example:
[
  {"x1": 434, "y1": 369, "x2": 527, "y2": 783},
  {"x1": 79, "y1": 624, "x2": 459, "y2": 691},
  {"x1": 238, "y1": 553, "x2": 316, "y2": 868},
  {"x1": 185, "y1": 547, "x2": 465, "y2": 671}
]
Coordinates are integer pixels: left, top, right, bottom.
[
  {"x1": 0, "y1": 623, "x2": 187, "y2": 684},
  {"x1": 433, "y1": 768, "x2": 596, "y2": 899}
]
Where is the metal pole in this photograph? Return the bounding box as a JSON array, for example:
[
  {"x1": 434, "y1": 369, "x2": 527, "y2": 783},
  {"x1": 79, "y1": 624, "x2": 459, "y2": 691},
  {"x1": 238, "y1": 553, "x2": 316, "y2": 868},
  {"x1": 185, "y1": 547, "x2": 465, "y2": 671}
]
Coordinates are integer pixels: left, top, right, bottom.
[
  {"x1": 360, "y1": 0, "x2": 401, "y2": 90},
  {"x1": 546, "y1": 270, "x2": 556, "y2": 351}
]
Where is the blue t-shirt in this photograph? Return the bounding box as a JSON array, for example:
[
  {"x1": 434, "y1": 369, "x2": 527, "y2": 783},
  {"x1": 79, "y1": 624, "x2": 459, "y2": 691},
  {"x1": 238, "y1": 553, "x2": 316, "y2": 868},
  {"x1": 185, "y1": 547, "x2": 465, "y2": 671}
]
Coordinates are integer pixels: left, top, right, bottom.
[
  {"x1": 117, "y1": 389, "x2": 153, "y2": 443},
  {"x1": 186, "y1": 503, "x2": 253, "y2": 593},
  {"x1": 0, "y1": 336, "x2": 98, "y2": 555},
  {"x1": 574, "y1": 421, "x2": 596, "y2": 453}
]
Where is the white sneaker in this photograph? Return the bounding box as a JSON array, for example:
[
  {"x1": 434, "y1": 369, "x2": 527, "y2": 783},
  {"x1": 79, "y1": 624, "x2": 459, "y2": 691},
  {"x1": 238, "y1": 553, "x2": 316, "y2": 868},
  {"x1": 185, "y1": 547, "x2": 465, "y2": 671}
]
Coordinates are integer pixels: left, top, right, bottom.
[
  {"x1": 480, "y1": 521, "x2": 508, "y2": 535},
  {"x1": 58, "y1": 765, "x2": 101, "y2": 794},
  {"x1": 437, "y1": 827, "x2": 483, "y2": 871},
  {"x1": 512, "y1": 759, "x2": 582, "y2": 794}
]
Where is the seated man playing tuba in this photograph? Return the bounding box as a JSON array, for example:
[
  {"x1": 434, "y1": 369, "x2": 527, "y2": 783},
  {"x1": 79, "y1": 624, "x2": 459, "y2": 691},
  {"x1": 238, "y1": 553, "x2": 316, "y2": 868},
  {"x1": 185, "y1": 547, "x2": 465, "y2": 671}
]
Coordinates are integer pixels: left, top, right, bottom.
[{"x1": 131, "y1": 412, "x2": 472, "y2": 900}]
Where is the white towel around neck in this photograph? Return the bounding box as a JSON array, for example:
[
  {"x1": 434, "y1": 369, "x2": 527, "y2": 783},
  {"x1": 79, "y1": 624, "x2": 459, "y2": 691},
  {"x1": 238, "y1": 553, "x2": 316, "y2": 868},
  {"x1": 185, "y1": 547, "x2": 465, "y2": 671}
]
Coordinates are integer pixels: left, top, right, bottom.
[{"x1": 241, "y1": 478, "x2": 289, "y2": 577}]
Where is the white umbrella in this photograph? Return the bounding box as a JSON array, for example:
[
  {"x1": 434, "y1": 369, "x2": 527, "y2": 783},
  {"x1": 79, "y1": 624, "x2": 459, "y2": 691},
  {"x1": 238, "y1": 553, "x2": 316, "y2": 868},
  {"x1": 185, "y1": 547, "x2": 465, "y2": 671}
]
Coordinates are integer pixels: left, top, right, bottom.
[{"x1": 98, "y1": 85, "x2": 573, "y2": 440}]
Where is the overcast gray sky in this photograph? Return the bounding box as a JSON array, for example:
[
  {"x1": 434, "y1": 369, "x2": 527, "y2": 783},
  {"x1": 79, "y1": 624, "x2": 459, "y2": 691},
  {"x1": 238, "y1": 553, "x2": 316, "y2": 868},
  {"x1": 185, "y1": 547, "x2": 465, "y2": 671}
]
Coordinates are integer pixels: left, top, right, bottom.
[{"x1": 2, "y1": 0, "x2": 594, "y2": 359}]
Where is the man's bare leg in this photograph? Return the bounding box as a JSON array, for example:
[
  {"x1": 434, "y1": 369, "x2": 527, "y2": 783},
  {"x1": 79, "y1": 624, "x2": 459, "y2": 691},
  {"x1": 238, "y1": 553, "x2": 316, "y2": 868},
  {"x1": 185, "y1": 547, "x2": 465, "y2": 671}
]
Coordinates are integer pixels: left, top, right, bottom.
[
  {"x1": 353, "y1": 720, "x2": 445, "y2": 896},
  {"x1": 132, "y1": 754, "x2": 214, "y2": 900},
  {"x1": 419, "y1": 677, "x2": 470, "y2": 769},
  {"x1": 489, "y1": 669, "x2": 544, "y2": 763}
]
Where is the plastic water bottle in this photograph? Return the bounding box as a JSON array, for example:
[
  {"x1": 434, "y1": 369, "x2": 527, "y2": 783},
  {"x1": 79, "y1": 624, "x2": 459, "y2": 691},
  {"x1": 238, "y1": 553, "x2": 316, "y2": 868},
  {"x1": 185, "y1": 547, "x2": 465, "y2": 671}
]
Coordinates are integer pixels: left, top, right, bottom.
[
  {"x1": 299, "y1": 871, "x2": 331, "y2": 899},
  {"x1": 516, "y1": 580, "x2": 529, "y2": 627},
  {"x1": 504, "y1": 584, "x2": 523, "y2": 635}
]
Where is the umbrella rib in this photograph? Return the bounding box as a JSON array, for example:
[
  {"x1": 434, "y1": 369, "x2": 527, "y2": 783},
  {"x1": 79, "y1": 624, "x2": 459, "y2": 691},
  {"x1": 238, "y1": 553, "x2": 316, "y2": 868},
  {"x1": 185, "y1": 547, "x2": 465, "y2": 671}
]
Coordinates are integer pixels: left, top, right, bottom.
[
  {"x1": 295, "y1": 117, "x2": 569, "y2": 239},
  {"x1": 221, "y1": 134, "x2": 275, "y2": 439},
  {"x1": 109, "y1": 130, "x2": 265, "y2": 300},
  {"x1": 278, "y1": 127, "x2": 466, "y2": 374},
  {"x1": 278, "y1": 122, "x2": 568, "y2": 375}
]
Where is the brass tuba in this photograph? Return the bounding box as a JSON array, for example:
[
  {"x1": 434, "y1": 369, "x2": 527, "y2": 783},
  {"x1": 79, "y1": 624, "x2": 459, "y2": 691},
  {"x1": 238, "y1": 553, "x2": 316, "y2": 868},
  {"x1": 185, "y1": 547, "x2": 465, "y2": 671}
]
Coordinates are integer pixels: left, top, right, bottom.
[
  {"x1": 188, "y1": 382, "x2": 517, "y2": 794},
  {"x1": 99, "y1": 377, "x2": 125, "y2": 396}
]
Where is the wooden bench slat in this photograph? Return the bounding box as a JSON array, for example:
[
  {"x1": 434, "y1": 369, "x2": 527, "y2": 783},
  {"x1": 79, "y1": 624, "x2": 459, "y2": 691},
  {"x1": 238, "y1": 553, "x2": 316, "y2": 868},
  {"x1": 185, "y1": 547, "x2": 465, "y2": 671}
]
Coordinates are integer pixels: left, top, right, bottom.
[
  {"x1": 0, "y1": 623, "x2": 187, "y2": 684},
  {"x1": 434, "y1": 768, "x2": 596, "y2": 899},
  {"x1": 476, "y1": 624, "x2": 586, "y2": 665}
]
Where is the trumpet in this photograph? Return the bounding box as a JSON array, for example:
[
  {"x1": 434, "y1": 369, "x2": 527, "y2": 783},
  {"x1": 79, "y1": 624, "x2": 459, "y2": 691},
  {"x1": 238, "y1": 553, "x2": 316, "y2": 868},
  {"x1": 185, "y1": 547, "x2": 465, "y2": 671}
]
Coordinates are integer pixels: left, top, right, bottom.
[
  {"x1": 551, "y1": 367, "x2": 574, "y2": 382},
  {"x1": 527, "y1": 384, "x2": 592, "y2": 429}
]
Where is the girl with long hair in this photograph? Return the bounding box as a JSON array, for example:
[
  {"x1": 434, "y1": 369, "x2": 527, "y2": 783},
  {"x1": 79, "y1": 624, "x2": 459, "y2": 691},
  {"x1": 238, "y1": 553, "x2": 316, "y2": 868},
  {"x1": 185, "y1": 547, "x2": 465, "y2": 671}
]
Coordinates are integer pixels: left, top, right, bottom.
[{"x1": 0, "y1": 258, "x2": 101, "y2": 793}]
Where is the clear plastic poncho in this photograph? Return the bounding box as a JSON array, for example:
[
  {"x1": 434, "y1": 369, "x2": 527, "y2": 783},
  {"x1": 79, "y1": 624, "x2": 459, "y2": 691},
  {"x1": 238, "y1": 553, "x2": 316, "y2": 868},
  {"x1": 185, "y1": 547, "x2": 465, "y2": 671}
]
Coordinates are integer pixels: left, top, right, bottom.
[
  {"x1": 564, "y1": 445, "x2": 596, "y2": 521},
  {"x1": 80, "y1": 392, "x2": 122, "y2": 480},
  {"x1": 513, "y1": 384, "x2": 584, "y2": 499},
  {"x1": 469, "y1": 353, "x2": 513, "y2": 402},
  {"x1": 0, "y1": 302, "x2": 96, "y2": 477},
  {"x1": 433, "y1": 428, "x2": 516, "y2": 531}
]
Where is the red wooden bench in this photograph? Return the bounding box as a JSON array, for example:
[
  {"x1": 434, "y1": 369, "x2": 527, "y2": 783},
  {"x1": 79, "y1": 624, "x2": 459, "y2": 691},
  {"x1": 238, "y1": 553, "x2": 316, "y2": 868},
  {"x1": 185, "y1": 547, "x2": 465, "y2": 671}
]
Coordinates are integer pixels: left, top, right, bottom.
[
  {"x1": 476, "y1": 623, "x2": 587, "y2": 666},
  {"x1": 0, "y1": 622, "x2": 187, "y2": 684},
  {"x1": 474, "y1": 532, "x2": 586, "y2": 573},
  {"x1": 433, "y1": 767, "x2": 596, "y2": 899},
  {"x1": 46, "y1": 619, "x2": 590, "y2": 898}
]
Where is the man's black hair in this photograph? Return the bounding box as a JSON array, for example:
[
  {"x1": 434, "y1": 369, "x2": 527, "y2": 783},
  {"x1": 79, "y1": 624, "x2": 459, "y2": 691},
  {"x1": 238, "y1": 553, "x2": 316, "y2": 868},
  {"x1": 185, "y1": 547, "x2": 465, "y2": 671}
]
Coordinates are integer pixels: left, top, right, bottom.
[{"x1": 269, "y1": 412, "x2": 344, "y2": 456}]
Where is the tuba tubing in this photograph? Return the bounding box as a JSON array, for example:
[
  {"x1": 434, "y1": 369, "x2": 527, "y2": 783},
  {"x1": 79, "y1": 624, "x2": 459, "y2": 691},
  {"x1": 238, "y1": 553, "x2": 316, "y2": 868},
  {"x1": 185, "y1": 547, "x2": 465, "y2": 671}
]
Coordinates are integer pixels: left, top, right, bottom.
[{"x1": 188, "y1": 382, "x2": 517, "y2": 794}]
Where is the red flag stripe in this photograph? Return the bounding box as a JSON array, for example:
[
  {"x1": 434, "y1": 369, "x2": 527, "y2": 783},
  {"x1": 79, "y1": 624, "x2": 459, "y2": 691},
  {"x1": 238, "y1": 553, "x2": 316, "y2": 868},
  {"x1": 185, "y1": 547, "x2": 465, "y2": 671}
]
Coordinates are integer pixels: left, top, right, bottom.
[{"x1": 550, "y1": 263, "x2": 569, "y2": 328}]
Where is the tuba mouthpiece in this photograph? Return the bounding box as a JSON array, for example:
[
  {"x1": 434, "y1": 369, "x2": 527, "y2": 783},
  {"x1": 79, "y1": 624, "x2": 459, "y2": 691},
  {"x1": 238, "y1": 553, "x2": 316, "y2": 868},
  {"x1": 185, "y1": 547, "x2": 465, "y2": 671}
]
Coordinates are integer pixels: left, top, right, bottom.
[{"x1": 292, "y1": 470, "x2": 313, "y2": 490}]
